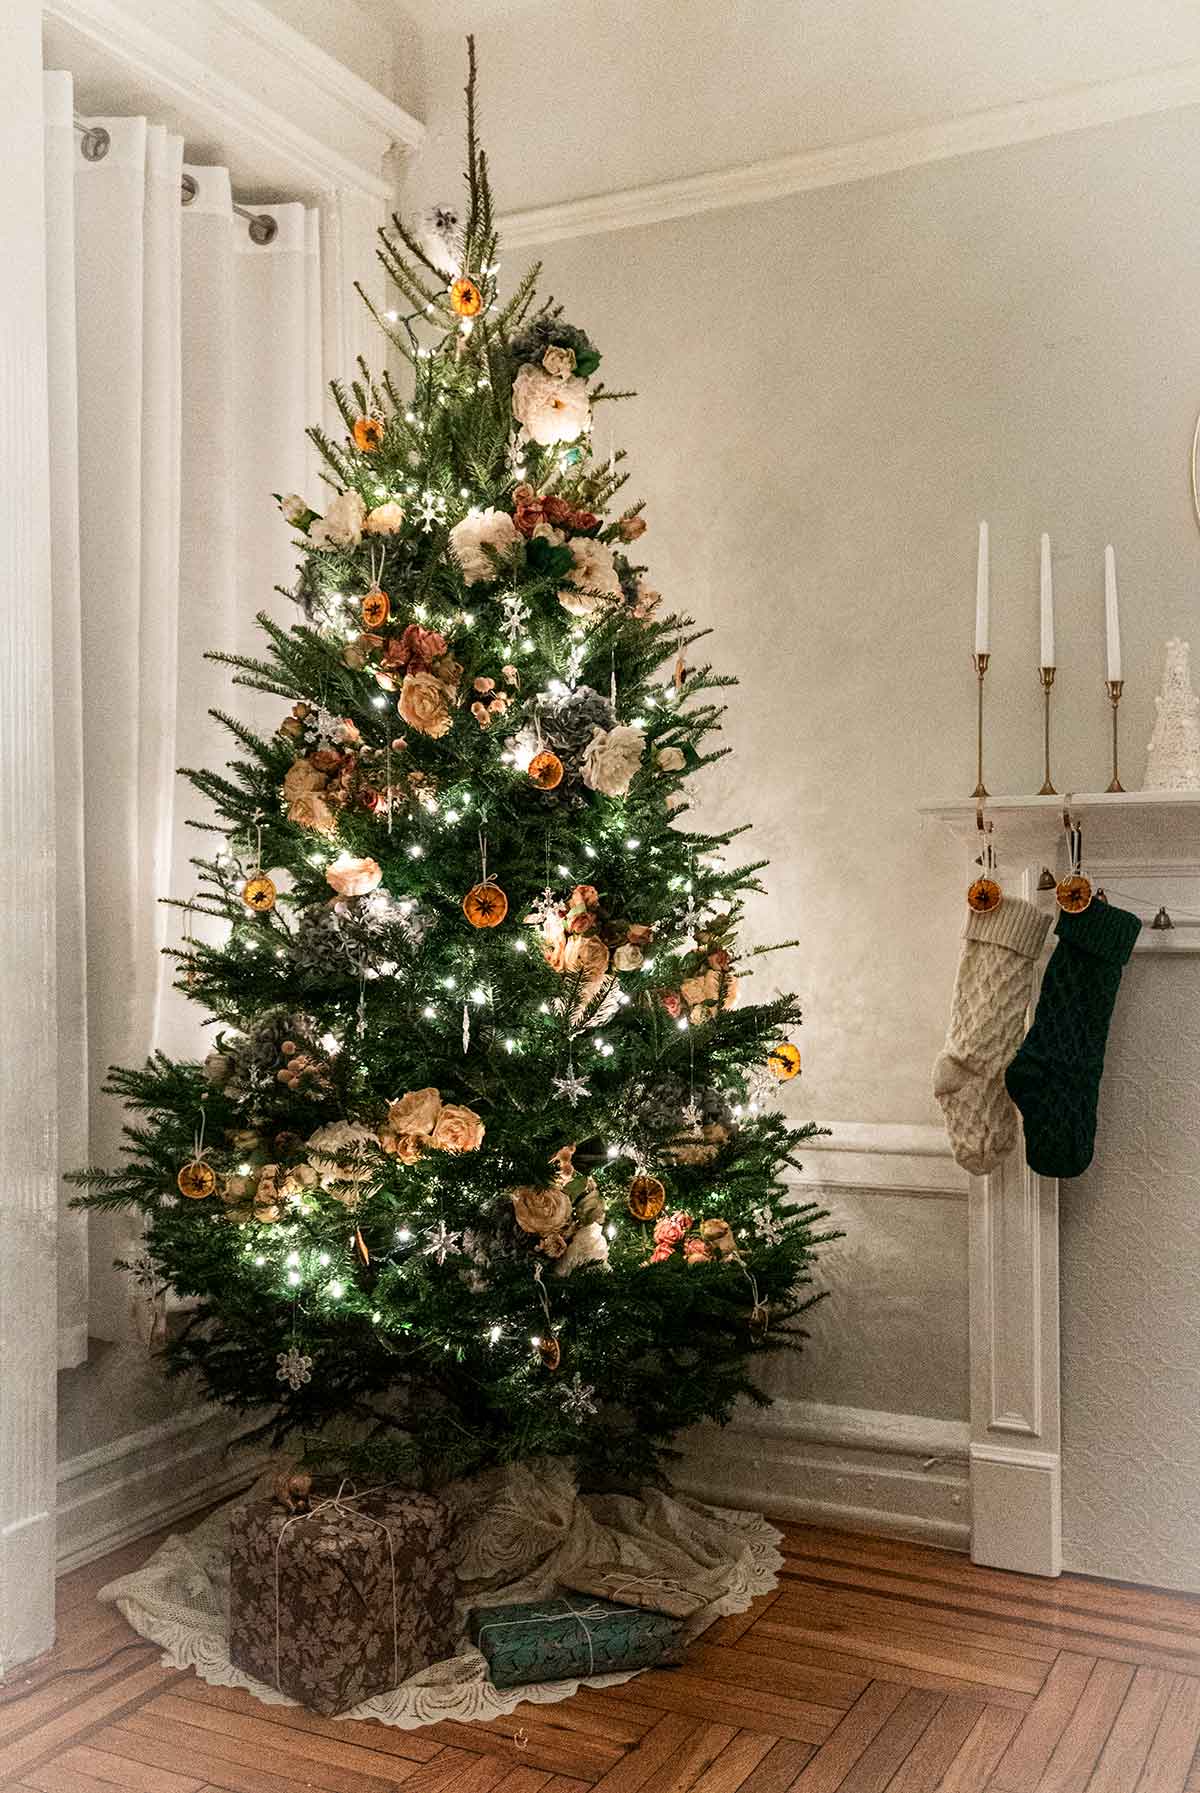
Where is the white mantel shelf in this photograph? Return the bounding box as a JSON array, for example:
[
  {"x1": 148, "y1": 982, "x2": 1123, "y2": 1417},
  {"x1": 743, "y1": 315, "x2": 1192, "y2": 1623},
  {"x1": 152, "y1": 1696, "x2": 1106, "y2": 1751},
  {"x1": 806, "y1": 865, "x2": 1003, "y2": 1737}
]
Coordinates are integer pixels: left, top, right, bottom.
[{"x1": 920, "y1": 789, "x2": 1200, "y2": 859}]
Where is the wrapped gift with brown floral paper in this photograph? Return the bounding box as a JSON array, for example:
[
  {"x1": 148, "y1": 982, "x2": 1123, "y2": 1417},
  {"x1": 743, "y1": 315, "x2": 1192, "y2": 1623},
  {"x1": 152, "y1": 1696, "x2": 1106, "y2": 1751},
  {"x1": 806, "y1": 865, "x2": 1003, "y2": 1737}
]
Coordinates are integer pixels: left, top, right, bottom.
[{"x1": 228, "y1": 1486, "x2": 456, "y2": 1715}]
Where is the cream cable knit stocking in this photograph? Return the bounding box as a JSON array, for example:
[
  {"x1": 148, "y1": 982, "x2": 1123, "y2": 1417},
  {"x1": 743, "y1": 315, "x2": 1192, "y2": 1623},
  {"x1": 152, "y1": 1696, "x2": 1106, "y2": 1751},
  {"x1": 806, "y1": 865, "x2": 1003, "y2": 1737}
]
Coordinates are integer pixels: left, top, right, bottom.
[{"x1": 933, "y1": 897, "x2": 1051, "y2": 1176}]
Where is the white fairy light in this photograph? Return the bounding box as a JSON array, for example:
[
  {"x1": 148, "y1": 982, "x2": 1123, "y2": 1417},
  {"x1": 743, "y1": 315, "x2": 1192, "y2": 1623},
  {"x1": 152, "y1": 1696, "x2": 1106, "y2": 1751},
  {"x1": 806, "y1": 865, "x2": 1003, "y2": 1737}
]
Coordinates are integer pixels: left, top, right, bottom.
[
  {"x1": 442, "y1": 976, "x2": 456, "y2": 989},
  {"x1": 676, "y1": 1016, "x2": 689, "y2": 1030},
  {"x1": 404, "y1": 410, "x2": 417, "y2": 423},
  {"x1": 318, "y1": 1251, "x2": 331, "y2": 1267},
  {"x1": 238, "y1": 1161, "x2": 251, "y2": 1175},
  {"x1": 395, "y1": 1227, "x2": 411, "y2": 1242},
  {"x1": 408, "y1": 843, "x2": 424, "y2": 858},
  {"x1": 320, "y1": 1032, "x2": 339, "y2": 1053},
  {"x1": 605, "y1": 1224, "x2": 617, "y2": 1239},
  {"x1": 414, "y1": 603, "x2": 428, "y2": 620},
  {"x1": 329, "y1": 1280, "x2": 345, "y2": 1299},
  {"x1": 584, "y1": 845, "x2": 597, "y2": 859},
  {"x1": 445, "y1": 809, "x2": 460, "y2": 823},
  {"x1": 487, "y1": 1324, "x2": 501, "y2": 1344},
  {"x1": 286, "y1": 1269, "x2": 302, "y2": 1287},
  {"x1": 521, "y1": 637, "x2": 534, "y2": 652},
  {"x1": 470, "y1": 986, "x2": 487, "y2": 1005},
  {"x1": 642, "y1": 958, "x2": 656, "y2": 972},
  {"x1": 512, "y1": 938, "x2": 528, "y2": 953},
  {"x1": 557, "y1": 864, "x2": 571, "y2": 878},
  {"x1": 384, "y1": 308, "x2": 399, "y2": 322},
  {"x1": 285, "y1": 1251, "x2": 300, "y2": 1267},
  {"x1": 461, "y1": 612, "x2": 475, "y2": 627},
  {"x1": 371, "y1": 694, "x2": 387, "y2": 709},
  {"x1": 423, "y1": 1005, "x2": 436, "y2": 1019},
  {"x1": 372, "y1": 1309, "x2": 382, "y2": 1322},
  {"x1": 538, "y1": 1002, "x2": 550, "y2": 1015},
  {"x1": 626, "y1": 838, "x2": 640, "y2": 850},
  {"x1": 307, "y1": 853, "x2": 325, "y2": 868},
  {"x1": 504, "y1": 1037, "x2": 516, "y2": 1052},
  {"x1": 606, "y1": 1144, "x2": 619, "y2": 1158},
  {"x1": 254, "y1": 1254, "x2": 266, "y2": 1266},
  {"x1": 548, "y1": 679, "x2": 567, "y2": 697}
]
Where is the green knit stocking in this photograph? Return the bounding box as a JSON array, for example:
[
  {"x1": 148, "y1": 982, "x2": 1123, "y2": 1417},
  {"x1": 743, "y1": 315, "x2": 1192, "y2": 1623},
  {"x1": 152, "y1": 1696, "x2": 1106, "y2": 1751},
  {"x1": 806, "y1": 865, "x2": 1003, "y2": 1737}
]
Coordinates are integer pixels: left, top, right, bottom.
[{"x1": 1004, "y1": 900, "x2": 1141, "y2": 1178}]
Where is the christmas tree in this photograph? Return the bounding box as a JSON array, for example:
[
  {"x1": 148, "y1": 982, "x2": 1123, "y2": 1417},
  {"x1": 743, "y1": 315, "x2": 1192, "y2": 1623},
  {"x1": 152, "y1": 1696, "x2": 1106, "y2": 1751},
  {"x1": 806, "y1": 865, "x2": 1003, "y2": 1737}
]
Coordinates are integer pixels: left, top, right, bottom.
[{"x1": 75, "y1": 46, "x2": 832, "y2": 1490}]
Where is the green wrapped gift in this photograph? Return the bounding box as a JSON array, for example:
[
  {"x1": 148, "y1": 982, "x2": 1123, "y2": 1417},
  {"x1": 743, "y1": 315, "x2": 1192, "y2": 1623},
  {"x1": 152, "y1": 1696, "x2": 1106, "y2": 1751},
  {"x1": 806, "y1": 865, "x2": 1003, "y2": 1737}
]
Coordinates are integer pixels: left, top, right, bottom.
[{"x1": 468, "y1": 1592, "x2": 683, "y2": 1688}]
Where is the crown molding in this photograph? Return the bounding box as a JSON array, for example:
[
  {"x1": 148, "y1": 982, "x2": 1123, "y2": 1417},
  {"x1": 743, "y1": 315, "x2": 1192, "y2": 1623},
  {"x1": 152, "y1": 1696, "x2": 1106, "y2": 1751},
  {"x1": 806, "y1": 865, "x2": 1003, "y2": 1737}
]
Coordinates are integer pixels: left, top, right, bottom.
[
  {"x1": 42, "y1": 0, "x2": 423, "y2": 201},
  {"x1": 499, "y1": 58, "x2": 1200, "y2": 248}
]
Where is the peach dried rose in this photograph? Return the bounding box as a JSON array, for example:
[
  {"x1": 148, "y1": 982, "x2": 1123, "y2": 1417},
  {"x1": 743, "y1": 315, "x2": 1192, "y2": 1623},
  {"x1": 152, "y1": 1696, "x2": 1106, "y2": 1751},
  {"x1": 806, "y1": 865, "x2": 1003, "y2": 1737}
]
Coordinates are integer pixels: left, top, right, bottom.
[
  {"x1": 683, "y1": 1237, "x2": 714, "y2": 1265},
  {"x1": 699, "y1": 1216, "x2": 737, "y2": 1257},
  {"x1": 379, "y1": 1128, "x2": 424, "y2": 1164},
  {"x1": 429, "y1": 1104, "x2": 485, "y2": 1153},
  {"x1": 387, "y1": 1088, "x2": 442, "y2": 1138},
  {"x1": 538, "y1": 1230, "x2": 569, "y2": 1259},
  {"x1": 511, "y1": 1183, "x2": 573, "y2": 1235},
  {"x1": 288, "y1": 792, "x2": 336, "y2": 832},
  {"x1": 618, "y1": 513, "x2": 647, "y2": 542},
  {"x1": 283, "y1": 759, "x2": 326, "y2": 800},
  {"x1": 325, "y1": 852, "x2": 382, "y2": 897}
]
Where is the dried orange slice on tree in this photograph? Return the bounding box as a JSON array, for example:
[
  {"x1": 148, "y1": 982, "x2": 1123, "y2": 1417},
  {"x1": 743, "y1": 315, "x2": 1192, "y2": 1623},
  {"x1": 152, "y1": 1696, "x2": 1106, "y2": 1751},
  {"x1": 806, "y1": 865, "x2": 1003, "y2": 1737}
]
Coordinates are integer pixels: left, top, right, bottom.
[{"x1": 463, "y1": 881, "x2": 508, "y2": 928}]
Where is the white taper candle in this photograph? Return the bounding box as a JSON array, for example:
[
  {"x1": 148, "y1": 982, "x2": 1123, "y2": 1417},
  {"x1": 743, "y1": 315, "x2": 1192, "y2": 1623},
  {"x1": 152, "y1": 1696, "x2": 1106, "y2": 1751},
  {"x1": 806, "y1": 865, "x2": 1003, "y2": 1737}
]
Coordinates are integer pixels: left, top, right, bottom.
[
  {"x1": 974, "y1": 521, "x2": 989, "y2": 655},
  {"x1": 1104, "y1": 544, "x2": 1121, "y2": 682},
  {"x1": 1039, "y1": 533, "x2": 1055, "y2": 668}
]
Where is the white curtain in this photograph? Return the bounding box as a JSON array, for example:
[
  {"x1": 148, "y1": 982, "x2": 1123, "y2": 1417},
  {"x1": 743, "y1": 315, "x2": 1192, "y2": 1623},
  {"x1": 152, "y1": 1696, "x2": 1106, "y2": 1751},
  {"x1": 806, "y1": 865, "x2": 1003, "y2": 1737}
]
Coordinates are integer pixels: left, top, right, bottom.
[{"x1": 43, "y1": 72, "x2": 322, "y2": 1351}]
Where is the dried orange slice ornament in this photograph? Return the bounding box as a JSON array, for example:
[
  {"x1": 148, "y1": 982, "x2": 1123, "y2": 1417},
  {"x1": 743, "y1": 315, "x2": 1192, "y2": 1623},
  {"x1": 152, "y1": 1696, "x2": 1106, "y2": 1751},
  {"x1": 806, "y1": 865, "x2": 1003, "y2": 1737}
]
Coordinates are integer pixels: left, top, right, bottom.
[
  {"x1": 177, "y1": 1160, "x2": 217, "y2": 1200},
  {"x1": 463, "y1": 881, "x2": 508, "y2": 928},
  {"x1": 449, "y1": 276, "x2": 483, "y2": 317},
  {"x1": 626, "y1": 1175, "x2": 666, "y2": 1221},
  {"x1": 352, "y1": 416, "x2": 384, "y2": 452},
  {"x1": 361, "y1": 586, "x2": 390, "y2": 629},
  {"x1": 767, "y1": 1042, "x2": 802, "y2": 1081},
  {"x1": 537, "y1": 1335, "x2": 561, "y2": 1371},
  {"x1": 966, "y1": 877, "x2": 1002, "y2": 915},
  {"x1": 1056, "y1": 874, "x2": 1092, "y2": 915},
  {"x1": 242, "y1": 874, "x2": 277, "y2": 913},
  {"x1": 528, "y1": 750, "x2": 564, "y2": 791}
]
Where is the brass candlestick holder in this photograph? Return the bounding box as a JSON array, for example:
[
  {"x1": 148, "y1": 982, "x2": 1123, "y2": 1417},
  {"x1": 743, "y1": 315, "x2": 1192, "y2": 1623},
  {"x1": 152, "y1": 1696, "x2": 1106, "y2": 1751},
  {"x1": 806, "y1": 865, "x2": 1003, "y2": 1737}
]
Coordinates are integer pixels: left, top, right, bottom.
[
  {"x1": 1105, "y1": 678, "x2": 1124, "y2": 792},
  {"x1": 1038, "y1": 665, "x2": 1057, "y2": 795},
  {"x1": 971, "y1": 652, "x2": 990, "y2": 797}
]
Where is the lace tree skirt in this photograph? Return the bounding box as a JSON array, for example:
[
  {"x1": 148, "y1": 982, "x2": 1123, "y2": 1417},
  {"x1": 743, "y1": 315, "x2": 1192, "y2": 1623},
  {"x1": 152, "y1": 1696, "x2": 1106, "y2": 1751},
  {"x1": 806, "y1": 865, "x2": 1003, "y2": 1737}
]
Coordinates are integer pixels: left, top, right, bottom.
[{"x1": 100, "y1": 1458, "x2": 782, "y2": 1730}]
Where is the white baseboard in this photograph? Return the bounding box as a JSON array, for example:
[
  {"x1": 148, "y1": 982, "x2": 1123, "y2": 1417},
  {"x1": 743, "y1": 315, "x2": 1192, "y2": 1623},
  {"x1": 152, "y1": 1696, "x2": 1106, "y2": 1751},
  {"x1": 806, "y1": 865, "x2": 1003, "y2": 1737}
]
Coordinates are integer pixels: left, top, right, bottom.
[
  {"x1": 55, "y1": 1404, "x2": 267, "y2": 1575},
  {"x1": 675, "y1": 1399, "x2": 971, "y2": 1552}
]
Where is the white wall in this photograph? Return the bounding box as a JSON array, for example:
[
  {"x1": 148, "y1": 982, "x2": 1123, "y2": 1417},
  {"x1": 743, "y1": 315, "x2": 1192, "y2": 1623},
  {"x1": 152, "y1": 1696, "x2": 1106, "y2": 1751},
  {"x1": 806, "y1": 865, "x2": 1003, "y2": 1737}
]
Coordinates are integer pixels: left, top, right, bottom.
[
  {"x1": 407, "y1": 47, "x2": 1200, "y2": 1533},
  {"x1": 410, "y1": 0, "x2": 1200, "y2": 211}
]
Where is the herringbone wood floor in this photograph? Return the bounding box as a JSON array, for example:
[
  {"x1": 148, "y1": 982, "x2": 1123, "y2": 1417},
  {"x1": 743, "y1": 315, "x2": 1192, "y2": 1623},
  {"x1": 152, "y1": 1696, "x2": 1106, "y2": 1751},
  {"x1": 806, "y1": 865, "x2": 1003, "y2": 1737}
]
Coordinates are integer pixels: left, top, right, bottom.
[{"x1": 6, "y1": 1517, "x2": 1200, "y2": 1792}]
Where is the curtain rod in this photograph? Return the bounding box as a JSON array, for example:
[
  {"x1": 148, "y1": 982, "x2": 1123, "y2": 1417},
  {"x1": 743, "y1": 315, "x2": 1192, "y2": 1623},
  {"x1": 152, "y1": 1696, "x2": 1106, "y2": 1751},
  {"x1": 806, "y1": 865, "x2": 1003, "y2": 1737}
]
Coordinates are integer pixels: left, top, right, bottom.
[{"x1": 72, "y1": 118, "x2": 278, "y2": 245}]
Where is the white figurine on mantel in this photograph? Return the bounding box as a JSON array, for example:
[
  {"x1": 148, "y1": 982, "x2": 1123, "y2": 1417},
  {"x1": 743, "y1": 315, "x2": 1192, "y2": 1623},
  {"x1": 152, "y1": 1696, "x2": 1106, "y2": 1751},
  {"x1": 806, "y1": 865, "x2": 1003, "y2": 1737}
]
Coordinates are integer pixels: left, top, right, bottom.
[{"x1": 1145, "y1": 638, "x2": 1200, "y2": 789}]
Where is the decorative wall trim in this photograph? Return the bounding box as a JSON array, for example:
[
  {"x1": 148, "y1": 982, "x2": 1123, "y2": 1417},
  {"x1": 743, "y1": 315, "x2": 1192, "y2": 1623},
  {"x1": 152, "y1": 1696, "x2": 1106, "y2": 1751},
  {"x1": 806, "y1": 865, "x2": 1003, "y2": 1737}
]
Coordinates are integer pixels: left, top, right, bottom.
[
  {"x1": 500, "y1": 61, "x2": 1200, "y2": 247},
  {"x1": 56, "y1": 1405, "x2": 265, "y2": 1575},
  {"x1": 789, "y1": 1120, "x2": 967, "y2": 1199},
  {"x1": 42, "y1": 0, "x2": 423, "y2": 200},
  {"x1": 676, "y1": 1399, "x2": 970, "y2": 1552}
]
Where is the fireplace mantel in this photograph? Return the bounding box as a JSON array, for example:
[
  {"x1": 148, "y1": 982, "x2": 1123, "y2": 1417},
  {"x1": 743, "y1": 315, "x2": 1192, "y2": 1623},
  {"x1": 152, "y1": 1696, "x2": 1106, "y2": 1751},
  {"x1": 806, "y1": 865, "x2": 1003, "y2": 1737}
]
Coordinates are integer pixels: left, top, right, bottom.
[{"x1": 921, "y1": 790, "x2": 1200, "y2": 1576}]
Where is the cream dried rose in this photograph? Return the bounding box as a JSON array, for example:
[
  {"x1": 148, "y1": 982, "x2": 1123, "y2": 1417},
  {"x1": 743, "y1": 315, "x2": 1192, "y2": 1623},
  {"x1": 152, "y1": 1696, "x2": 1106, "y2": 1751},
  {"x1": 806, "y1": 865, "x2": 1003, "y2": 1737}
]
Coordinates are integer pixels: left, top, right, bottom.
[
  {"x1": 581, "y1": 724, "x2": 645, "y2": 797},
  {"x1": 511, "y1": 1183, "x2": 574, "y2": 1235},
  {"x1": 278, "y1": 493, "x2": 310, "y2": 525},
  {"x1": 325, "y1": 852, "x2": 383, "y2": 897},
  {"x1": 288, "y1": 792, "x2": 336, "y2": 832},
  {"x1": 558, "y1": 536, "x2": 622, "y2": 618},
  {"x1": 542, "y1": 345, "x2": 576, "y2": 379},
  {"x1": 613, "y1": 942, "x2": 644, "y2": 972},
  {"x1": 429, "y1": 1103, "x2": 485, "y2": 1153},
  {"x1": 364, "y1": 500, "x2": 404, "y2": 534},
  {"x1": 308, "y1": 488, "x2": 366, "y2": 549},
  {"x1": 511, "y1": 362, "x2": 591, "y2": 446},
  {"x1": 387, "y1": 1087, "x2": 442, "y2": 1139},
  {"x1": 656, "y1": 746, "x2": 686, "y2": 773},
  {"x1": 554, "y1": 1220, "x2": 610, "y2": 1278},
  {"x1": 449, "y1": 507, "x2": 521, "y2": 584},
  {"x1": 398, "y1": 669, "x2": 454, "y2": 739}
]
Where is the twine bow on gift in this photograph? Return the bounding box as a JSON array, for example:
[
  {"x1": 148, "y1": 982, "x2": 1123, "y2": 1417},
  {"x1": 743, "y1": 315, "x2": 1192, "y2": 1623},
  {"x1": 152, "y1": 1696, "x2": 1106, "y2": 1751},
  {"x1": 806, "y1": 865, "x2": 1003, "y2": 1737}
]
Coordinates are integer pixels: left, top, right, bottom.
[
  {"x1": 272, "y1": 1480, "x2": 400, "y2": 1697},
  {"x1": 596, "y1": 1571, "x2": 698, "y2": 1609},
  {"x1": 476, "y1": 1595, "x2": 616, "y2": 1677}
]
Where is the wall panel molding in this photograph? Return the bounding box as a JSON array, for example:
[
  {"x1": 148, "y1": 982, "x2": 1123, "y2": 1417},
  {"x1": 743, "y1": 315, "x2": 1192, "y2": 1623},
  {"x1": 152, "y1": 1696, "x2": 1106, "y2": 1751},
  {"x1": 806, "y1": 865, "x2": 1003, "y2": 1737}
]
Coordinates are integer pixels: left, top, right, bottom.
[
  {"x1": 788, "y1": 1120, "x2": 967, "y2": 1199},
  {"x1": 499, "y1": 61, "x2": 1200, "y2": 247},
  {"x1": 56, "y1": 1405, "x2": 265, "y2": 1575},
  {"x1": 677, "y1": 1399, "x2": 970, "y2": 1551}
]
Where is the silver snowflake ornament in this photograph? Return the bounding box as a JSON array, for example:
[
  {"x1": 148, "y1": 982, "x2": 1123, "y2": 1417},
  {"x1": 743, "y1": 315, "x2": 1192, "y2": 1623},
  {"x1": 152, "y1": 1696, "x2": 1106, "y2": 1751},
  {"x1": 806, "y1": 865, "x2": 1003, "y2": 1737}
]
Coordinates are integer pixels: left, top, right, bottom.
[
  {"x1": 553, "y1": 1067, "x2": 592, "y2": 1107},
  {"x1": 423, "y1": 1220, "x2": 463, "y2": 1266},
  {"x1": 681, "y1": 1099, "x2": 703, "y2": 1132},
  {"x1": 415, "y1": 491, "x2": 448, "y2": 532},
  {"x1": 499, "y1": 590, "x2": 531, "y2": 644},
  {"x1": 557, "y1": 1374, "x2": 599, "y2": 1422},
  {"x1": 753, "y1": 1207, "x2": 785, "y2": 1248},
  {"x1": 276, "y1": 1346, "x2": 314, "y2": 1391},
  {"x1": 126, "y1": 1247, "x2": 160, "y2": 1292}
]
